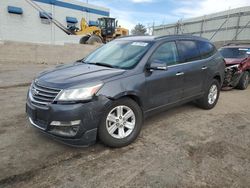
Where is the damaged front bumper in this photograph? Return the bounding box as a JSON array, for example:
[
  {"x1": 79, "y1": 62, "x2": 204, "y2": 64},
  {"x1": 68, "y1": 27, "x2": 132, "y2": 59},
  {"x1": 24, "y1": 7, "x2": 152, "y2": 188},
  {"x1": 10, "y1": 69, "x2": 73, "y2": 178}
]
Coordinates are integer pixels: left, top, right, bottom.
[{"x1": 223, "y1": 64, "x2": 243, "y2": 88}]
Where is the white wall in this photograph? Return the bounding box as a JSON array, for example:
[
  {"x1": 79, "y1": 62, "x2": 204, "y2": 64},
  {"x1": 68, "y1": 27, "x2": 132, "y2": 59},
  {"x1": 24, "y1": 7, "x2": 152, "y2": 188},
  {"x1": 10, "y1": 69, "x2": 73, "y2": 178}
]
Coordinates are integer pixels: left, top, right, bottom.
[
  {"x1": 0, "y1": 0, "x2": 109, "y2": 44},
  {"x1": 153, "y1": 6, "x2": 250, "y2": 42}
]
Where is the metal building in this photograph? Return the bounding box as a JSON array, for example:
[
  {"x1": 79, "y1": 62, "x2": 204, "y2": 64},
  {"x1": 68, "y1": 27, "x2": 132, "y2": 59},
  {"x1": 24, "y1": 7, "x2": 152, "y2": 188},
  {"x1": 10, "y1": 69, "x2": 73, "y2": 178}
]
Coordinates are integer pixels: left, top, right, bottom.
[
  {"x1": 153, "y1": 6, "x2": 250, "y2": 45},
  {"x1": 0, "y1": 0, "x2": 109, "y2": 44}
]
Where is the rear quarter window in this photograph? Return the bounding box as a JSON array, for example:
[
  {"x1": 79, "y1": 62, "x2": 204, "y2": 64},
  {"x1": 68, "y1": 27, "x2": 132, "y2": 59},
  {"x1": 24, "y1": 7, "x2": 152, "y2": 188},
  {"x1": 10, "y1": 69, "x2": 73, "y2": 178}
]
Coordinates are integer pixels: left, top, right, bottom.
[
  {"x1": 177, "y1": 40, "x2": 200, "y2": 63},
  {"x1": 197, "y1": 41, "x2": 216, "y2": 59}
]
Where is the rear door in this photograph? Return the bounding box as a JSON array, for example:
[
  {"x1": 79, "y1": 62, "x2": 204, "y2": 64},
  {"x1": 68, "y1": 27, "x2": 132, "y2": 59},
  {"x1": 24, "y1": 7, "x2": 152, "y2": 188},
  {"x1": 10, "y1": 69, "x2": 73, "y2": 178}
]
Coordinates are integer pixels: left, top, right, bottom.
[{"x1": 176, "y1": 40, "x2": 207, "y2": 99}]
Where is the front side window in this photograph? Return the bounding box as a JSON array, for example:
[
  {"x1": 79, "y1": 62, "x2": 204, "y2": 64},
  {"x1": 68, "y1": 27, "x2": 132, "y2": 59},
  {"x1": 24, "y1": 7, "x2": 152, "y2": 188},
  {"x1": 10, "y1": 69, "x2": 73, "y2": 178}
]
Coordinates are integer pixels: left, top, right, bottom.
[
  {"x1": 84, "y1": 40, "x2": 152, "y2": 69},
  {"x1": 150, "y1": 42, "x2": 179, "y2": 66},
  {"x1": 177, "y1": 40, "x2": 200, "y2": 62},
  {"x1": 98, "y1": 19, "x2": 105, "y2": 29}
]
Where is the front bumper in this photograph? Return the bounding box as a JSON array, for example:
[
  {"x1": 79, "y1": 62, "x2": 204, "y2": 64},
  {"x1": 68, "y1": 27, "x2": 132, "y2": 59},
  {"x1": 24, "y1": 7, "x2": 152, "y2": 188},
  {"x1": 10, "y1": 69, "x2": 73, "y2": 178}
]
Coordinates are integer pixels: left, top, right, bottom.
[
  {"x1": 26, "y1": 96, "x2": 110, "y2": 146},
  {"x1": 223, "y1": 65, "x2": 243, "y2": 88}
]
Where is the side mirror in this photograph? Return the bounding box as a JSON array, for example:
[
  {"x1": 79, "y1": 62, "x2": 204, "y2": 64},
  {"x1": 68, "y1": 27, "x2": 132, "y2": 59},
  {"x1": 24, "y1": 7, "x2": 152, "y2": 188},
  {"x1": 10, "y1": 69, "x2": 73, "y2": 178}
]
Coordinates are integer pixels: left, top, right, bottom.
[{"x1": 147, "y1": 60, "x2": 168, "y2": 71}]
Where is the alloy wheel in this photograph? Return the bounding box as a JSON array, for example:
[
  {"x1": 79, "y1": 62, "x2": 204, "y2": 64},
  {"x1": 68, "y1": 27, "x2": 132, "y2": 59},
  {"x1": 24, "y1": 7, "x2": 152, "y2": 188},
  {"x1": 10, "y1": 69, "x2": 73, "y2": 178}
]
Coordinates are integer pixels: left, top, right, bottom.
[
  {"x1": 106, "y1": 105, "x2": 136, "y2": 139},
  {"x1": 208, "y1": 84, "x2": 218, "y2": 105}
]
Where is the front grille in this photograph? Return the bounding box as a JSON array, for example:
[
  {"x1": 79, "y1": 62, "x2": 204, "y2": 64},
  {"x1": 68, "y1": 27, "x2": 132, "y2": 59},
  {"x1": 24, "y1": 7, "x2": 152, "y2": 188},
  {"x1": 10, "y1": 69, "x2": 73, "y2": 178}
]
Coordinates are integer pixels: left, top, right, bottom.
[{"x1": 30, "y1": 82, "x2": 61, "y2": 106}]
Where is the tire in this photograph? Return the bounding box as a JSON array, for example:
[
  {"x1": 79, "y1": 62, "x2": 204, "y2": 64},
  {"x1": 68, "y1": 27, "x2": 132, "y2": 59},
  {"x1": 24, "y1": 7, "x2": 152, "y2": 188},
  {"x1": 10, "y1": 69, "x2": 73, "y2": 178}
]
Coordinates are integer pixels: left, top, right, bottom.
[
  {"x1": 79, "y1": 36, "x2": 90, "y2": 44},
  {"x1": 98, "y1": 98, "x2": 143, "y2": 148},
  {"x1": 196, "y1": 79, "x2": 220, "y2": 110},
  {"x1": 87, "y1": 35, "x2": 103, "y2": 44},
  {"x1": 236, "y1": 71, "x2": 249, "y2": 90}
]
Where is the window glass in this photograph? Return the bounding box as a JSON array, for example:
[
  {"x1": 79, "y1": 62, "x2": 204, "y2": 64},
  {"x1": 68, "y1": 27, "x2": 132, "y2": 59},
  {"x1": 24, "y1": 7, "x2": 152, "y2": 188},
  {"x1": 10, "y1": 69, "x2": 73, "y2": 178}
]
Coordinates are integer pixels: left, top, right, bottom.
[
  {"x1": 219, "y1": 47, "x2": 250, "y2": 59},
  {"x1": 112, "y1": 20, "x2": 115, "y2": 27},
  {"x1": 177, "y1": 40, "x2": 200, "y2": 62},
  {"x1": 84, "y1": 41, "x2": 152, "y2": 69},
  {"x1": 107, "y1": 19, "x2": 111, "y2": 27},
  {"x1": 150, "y1": 42, "x2": 179, "y2": 66},
  {"x1": 98, "y1": 19, "x2": 105, "y2": 29},
  {"x1": 198, "y1": 41, "x2": 216, "y2": 59}
]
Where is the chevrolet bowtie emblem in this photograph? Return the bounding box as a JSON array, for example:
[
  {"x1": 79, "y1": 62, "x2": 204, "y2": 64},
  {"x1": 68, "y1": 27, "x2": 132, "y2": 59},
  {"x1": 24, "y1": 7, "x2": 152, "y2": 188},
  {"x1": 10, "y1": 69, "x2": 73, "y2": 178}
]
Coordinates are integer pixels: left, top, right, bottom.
[{"x1": 32, "y1": 88, "x2": 39, "y2": 95}]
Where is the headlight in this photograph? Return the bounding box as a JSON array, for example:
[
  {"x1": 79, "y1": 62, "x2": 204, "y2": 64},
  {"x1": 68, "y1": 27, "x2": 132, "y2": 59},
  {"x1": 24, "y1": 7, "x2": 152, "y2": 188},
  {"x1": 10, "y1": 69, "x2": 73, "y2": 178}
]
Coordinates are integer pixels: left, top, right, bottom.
[{"x1": 56, "y1": 83, "x2": 103, "y2": 101}]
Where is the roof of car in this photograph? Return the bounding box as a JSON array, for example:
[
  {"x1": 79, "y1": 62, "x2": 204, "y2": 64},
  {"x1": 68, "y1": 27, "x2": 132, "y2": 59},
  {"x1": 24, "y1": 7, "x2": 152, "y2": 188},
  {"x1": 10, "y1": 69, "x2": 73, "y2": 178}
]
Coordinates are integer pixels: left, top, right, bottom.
[{"x1": 117, "y1": 35, "x2": 209, "y2": 42}]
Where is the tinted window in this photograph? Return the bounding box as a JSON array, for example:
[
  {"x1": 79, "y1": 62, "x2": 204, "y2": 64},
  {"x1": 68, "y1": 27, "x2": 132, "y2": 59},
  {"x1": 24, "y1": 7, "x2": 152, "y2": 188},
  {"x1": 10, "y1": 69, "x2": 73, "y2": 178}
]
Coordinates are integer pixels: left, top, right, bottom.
[
  {"x1": 150, "y1": 42, "x2": 179, "y2": 66},
  {"x1": 198, "y1": 41, "x2": 216, "y2": 58},
  {"x1": 177, "y1": 40, "x2": 200, "y2": 62}
]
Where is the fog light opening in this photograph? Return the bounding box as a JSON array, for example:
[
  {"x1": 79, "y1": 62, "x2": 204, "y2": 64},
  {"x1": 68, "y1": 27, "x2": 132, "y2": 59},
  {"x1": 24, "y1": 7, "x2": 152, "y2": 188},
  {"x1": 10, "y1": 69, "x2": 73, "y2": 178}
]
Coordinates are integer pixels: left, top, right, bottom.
[
  {"x1": 50, "y1": 120, "x2": 81, "y2": 126},
  {"x1": 49, "y1": 120, "x2": 81, "y2": 137}
]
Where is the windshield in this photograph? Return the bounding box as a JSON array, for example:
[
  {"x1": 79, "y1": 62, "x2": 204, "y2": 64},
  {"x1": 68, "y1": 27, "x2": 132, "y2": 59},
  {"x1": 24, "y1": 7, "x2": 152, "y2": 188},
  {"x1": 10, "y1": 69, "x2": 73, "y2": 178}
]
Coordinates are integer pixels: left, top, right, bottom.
[
  {"x1": 84, "y1": 40, "x2": 152, "y2": 69},
  {"x1": 219, "y1": 47, "x2": 250, "y2": 59}
]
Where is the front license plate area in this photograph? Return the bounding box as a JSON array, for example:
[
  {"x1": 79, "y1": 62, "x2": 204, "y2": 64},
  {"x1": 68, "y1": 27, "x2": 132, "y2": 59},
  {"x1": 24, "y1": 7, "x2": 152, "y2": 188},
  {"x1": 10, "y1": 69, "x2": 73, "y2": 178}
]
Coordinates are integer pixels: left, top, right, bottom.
[
  {"x1": 26, "y1": 104, "x2": 48, "y2": 130},
  {"x1": 26, "y1": 104, "x2": 37, "y2": 121}
]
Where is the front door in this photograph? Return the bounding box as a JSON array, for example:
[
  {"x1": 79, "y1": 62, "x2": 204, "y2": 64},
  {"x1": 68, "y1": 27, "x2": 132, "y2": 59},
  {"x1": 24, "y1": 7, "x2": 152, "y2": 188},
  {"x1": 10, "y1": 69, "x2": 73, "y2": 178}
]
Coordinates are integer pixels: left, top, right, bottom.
[{"x1": 145, "y1": 41, "x2": 184, "y2": 110}]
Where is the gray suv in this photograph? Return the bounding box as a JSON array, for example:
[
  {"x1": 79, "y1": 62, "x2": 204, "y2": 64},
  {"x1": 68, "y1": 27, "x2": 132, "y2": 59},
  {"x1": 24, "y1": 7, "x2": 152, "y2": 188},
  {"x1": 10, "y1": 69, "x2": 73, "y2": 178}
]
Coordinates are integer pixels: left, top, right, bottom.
[{"x1": 26, "y1": 35, "x2": 225, "y2": 147}]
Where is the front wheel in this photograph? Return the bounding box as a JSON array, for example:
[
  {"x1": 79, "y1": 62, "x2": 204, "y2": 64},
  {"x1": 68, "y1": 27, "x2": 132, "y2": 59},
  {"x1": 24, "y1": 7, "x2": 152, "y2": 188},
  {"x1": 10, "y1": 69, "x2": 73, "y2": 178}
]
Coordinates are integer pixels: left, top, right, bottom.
[
  {"x1": 98, "y1": 98, "x2": 143, "y2": 148},
  {"x1": 196, "y1": 79, "x2": 220, "y2": 110},
  {"x1": 86, "y1": 35, "x2": 103, "y2": 44},
  {"x1": 79, "y1": 35, "x2": 90, "y2": 44}
]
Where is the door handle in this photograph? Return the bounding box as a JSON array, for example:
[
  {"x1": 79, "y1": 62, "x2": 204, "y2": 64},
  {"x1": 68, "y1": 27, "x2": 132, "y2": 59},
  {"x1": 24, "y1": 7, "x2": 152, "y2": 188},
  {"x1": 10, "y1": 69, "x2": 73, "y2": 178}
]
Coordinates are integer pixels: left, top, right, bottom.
[
  {"x1": 176, "y1": 72, "x2": 184, "y2": 76},
  {"x1": 201, "y1": 66, "x2": 208, "y2": 70}
]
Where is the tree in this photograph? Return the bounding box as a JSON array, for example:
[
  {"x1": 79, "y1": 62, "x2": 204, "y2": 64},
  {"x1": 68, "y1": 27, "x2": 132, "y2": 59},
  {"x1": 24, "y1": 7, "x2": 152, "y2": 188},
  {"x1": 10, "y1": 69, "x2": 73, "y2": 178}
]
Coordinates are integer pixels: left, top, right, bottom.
[{"x1": 131, "y1": 23, "x2": 147, "y2": 35}]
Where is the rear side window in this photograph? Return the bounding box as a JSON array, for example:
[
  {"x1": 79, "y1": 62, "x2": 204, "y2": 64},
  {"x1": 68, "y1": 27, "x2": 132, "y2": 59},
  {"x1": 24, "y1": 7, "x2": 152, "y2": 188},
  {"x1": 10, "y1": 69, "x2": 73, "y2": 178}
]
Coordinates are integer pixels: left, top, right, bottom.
[
  {"x1": 198, "y1": 41, "x2": 216, "y2": 59},
  {"x1": 177, "y1": 40, "x2": 200, "y2": 62},
  {"x1": 150, "y1": 42, "x2": 179, "y2": 66}
]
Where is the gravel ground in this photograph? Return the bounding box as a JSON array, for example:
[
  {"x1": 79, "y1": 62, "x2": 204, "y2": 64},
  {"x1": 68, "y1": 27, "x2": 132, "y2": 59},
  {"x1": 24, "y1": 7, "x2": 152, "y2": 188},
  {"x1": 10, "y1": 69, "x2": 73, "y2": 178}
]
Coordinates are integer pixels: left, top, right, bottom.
[{"x1": 0, "y1": 61, "x2": 249, "y2": 188}]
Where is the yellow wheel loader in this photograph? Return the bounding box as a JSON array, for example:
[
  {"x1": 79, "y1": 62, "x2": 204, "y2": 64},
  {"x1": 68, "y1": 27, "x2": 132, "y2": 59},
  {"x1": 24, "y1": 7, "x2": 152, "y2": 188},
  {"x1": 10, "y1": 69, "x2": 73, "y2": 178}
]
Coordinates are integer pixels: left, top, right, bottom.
[
  {"x1": 68, "y1": 17, "x2": 129, "y2": 44},
  {"x1": 26, "y1": 0, "x2": 129, "y2": 44}
]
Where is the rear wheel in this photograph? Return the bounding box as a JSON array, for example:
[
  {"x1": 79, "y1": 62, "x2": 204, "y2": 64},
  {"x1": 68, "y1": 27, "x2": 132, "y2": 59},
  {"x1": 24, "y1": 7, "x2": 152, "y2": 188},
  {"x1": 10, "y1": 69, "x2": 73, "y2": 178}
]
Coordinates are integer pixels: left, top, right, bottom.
[
  {"x1": 236, "y1": 71, "x2": 249, "y2": 90},
  {"x1": 98, "y1": 98, "x2": 143, "y2": 148},
  {"x1": 87, "y1": 35, "x2": 103, "y2": 44},
  {"x1": 196, "y1": 79, "x2": 220, "y2": 110},
  {"x1": 79, "y1": 35, "x2": 90, "y2": 44}
]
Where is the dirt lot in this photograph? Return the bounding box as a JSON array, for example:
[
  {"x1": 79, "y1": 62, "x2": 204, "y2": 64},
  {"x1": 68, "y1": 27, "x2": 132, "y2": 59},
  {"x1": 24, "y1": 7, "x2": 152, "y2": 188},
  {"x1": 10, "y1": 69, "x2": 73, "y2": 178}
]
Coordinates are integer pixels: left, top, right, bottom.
[{"x1": 0, "y1": 60, "x2": 250, "y2": 188}]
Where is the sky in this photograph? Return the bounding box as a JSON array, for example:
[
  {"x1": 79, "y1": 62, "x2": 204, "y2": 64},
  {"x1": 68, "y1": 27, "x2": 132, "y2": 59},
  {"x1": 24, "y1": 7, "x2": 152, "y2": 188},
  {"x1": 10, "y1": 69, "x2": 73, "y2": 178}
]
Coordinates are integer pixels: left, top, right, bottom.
[{"x1": 78, "y1": 0, "x2": 250, "y2": 31}]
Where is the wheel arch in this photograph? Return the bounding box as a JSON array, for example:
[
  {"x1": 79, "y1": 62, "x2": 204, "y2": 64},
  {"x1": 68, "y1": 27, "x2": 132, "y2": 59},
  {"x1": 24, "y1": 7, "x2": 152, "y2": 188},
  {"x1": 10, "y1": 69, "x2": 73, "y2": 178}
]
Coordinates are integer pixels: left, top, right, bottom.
[
  {"x1": 112, "y1": 92, "x2": 143, "y2": 109},
  {"x1": 213, "y1": 74, "x2": 222, "y2": 86}
]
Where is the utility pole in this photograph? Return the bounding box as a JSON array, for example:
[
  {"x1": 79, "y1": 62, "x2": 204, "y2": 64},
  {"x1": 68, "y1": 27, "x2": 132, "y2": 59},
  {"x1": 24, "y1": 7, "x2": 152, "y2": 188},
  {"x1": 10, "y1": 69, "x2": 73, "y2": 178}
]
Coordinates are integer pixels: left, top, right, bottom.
[{"x1": 224, "y1": 7, "x2": 230, "y2": 44}]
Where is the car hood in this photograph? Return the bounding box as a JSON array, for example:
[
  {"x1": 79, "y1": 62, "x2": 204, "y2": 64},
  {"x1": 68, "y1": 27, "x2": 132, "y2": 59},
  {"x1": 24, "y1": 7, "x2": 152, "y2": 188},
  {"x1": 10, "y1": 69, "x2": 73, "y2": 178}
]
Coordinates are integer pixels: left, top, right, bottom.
[
  {"x1": 224, "y1": 58, "x2": 245, "y2": 65},
  {"x1": 37, "y1": 62, "x2": 126, "y2": 89}
]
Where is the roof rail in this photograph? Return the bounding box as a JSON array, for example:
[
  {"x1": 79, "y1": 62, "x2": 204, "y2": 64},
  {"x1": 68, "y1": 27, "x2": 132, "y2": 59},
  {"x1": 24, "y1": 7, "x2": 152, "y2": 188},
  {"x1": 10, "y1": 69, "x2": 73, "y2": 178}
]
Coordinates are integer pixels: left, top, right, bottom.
[{"x1": 155, "y1": 34, "x2": 204, "y2": 40}]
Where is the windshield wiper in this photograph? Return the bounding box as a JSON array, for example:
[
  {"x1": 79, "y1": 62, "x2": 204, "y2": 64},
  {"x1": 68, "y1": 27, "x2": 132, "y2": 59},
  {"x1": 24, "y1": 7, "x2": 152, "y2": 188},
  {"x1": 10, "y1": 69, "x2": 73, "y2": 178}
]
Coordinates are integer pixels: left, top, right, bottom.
[{"x1": 86, "y1": 62, "x2": 116, "y2": 68}]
